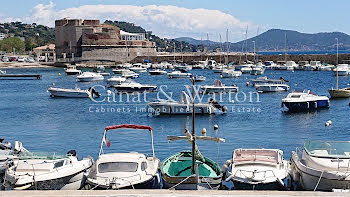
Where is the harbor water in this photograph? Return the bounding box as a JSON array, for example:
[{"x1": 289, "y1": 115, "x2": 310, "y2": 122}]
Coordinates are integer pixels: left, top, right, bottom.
[{"x1": 0, "y1": 67, "x2": 349, "y2": 169}]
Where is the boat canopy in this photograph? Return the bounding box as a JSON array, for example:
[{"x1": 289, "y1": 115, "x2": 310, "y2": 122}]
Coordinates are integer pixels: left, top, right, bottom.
[
  {"x1": 304, "y1": 140, "x2": 350, "y2": 159},
  {"x1": 233, "y1": 149, "x2": 281, "y2": 164},
  {"x1": 105, "y1": 124, "x2": 152, "y2": 132}
]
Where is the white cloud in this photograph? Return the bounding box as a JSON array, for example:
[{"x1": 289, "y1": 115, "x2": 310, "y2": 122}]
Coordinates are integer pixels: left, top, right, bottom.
[{"x1": 19, "y1": 3, "x2": 264, "y2": 41}]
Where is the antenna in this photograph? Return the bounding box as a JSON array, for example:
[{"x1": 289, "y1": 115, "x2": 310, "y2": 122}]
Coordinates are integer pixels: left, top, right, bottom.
[{"x1": 191, "y1": 77, "x2": 196, "y2": 174}]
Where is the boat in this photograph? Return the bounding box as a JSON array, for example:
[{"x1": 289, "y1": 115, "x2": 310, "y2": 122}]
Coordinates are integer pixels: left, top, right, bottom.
[
  {"x1": 223, "y1": 148, "x2": 290, "y2": 190},
  {"x1": 175, "y1": 64, "x2": 192, "y2": 72},
  {"x1": 148, "y1": 91, "x2": 226, "y2": 115},
  {"x1": 250, "y1": 66, "x2": 265, "y2": 75},
  {"x1": 85, "y1": 124, "x2": 160, "y2": 190},
  {"x1": 255, "y1": 83, "x2": 290, "y2": 92},
  {"x1": 48, "y1": 86, "x2": 100, "y2": 98},
  {"x1": 281, "y1": 90, "x2": 330, "y2": 111},
  {"x1": 161, "y1": 78, "x2": 225, "y2": 190},
  {"x1": 200, "y1": 80, "x2": 238, "y2": 94},
  {"x1": 168, "y1": 71, "x2": 192, "y2": 78},
  {"x1": 94, "y1": 65, "x2": 110, "y2": 76},
  {"x1": 107, "y1": 76, "x2": 127, "y2": 86},
  {"x1": 212, "y1": 65, "x2": 226, "y2": 73},
  {"x1": 121, "y1": 70, "x2": 139, "y2": 79},
  {"x1": 0, "y1": 70, "x2": 6, "y2": 75},
  {"x1": 291, "y1": 140, "x2": 350, "y2": 191},
  {"x1": 129, "y1": 63, "x2": 147, "y2": 73},
  {"x1": 193, "y1": 75, "x2": 206, "y2": 82},
  {"x1": 264, "y1": 61, "x2": 278, "y2": 70},
  {"x1": 77, "y1": 72, "x2": 104, "y2": 82},
  {"x1": 240, "y1": 66, "x2": 252, "y2": 74},
  {"x1": 333, "y1": 64, "x2": 350, "y2": 76},
  {"x1": 64, "y1": 65, "x2": 81, "y2": 75},
  {"x1": 221, "y1": 70, "x2": 242, "y2": 78},
  {"x1": 4, "y1": 151, "x2": 93, "y2": 190},
  {"x1": 251, "y1": 76, "x2": 288, "y2": 87},
  {"x1": 328, "y1": 41, "x2": 350, "y2": 98},
  {"x1": 149, "y1": 69, "x2": 167, "y2": 75},
  {"x1": 112, "y1": 66, "x2": 129, "y2": 74},
  {"x1": 112, "y1": 80, "x2": 157, "y2": 93}
]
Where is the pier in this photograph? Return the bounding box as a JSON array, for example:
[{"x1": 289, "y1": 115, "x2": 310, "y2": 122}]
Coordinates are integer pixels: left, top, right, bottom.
[
  {"x1": 2, "y1": 190, "x2": 350, "y2": 197},
  {"x1": 0, "y1": 74, "x2": 42, "y2": 80}
]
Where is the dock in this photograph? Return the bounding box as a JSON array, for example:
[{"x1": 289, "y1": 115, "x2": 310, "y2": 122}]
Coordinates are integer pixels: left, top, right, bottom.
[
  {"x1": 1, "y1": 190, "x2": 350, "y2": 197},
  {"x1": 0, "y1": 74, "x2": 42, "y2": 80}
]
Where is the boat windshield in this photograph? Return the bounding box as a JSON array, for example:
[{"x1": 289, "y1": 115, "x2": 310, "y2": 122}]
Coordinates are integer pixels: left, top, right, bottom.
[
  {"x1": 19, "y1": 152, "x2": 67, "y2": 160},
  {"x1": 98, "y1": 162, "x2": 138, "y2": 173},
  {"x1": 233, "y1": 149, "x2": 279, "y2": 164},
  {"x1": 304, "y1": 141, "x2": 350, "y2": 158}
]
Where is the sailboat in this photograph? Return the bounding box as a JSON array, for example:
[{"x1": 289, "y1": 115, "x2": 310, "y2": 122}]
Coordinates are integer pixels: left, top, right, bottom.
[
  {"x1": 160, "y1": 78, "x2": 225, "y2": 190},
  {"x1": 328, "y1": 38, "x2": 350, "y2": 98}
]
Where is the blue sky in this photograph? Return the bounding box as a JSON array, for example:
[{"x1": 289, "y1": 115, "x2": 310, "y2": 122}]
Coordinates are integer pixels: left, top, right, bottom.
[{"x1": 0, "y1": 0, "x2": 348, "y2": 41}]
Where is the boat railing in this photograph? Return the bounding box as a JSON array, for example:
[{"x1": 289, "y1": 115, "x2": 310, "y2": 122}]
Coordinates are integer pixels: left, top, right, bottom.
[{"x1": 92, "y1": 174, "x2": 141, "y2": 190}]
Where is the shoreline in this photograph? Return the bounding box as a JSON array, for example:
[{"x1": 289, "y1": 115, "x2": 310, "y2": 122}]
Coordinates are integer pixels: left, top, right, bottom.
[{"x1": 0, "y1": 62, "x2": 56, "y2": 69}]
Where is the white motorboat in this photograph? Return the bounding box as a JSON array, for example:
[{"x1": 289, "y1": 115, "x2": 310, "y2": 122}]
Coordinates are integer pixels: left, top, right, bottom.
[
  {"x1": 48, "y1": 86, "x2": 100, "y2": 98},
  {"x1": 212, "y1": 65, "x2": 226, "y2": 73},
  {"x1": 174, "y1": 64, "x2": 192, "y2": 72},
  {"x1": 112, "y1": 80, "x2": 157, "y2": 93},
  {"x1": 112, "y1": 67, "x2": 129, "y2": 74},
  {"x1": 94, "y1": 65, "x2": 110, "y2": 76},
  {"x1": 250, "y1": 66, "x2": 265, "y2": 75},
  {"x1": 193, "y1": 75, "x2": 206, "y2": 82},
  {"x1": 1, "y1": 140, "x2": 26, "y2": 179},
  {"x1": 251, "y1": 76, "x2": 288, "y2": 87},
  {"x1": 85, "y1": 124, "x2": 160, "y2": 189},
  {"x1": 241, "y1": 66, "x2": 252, "y2": 74},
  {"x1": 309, "y1": 61, "x2": 322, "y2": 71},
  {"x1": 130, "y1": 63, "x2": 147, "y2": 73},
  {"x1": 149, "y1": 69, "x2": 167, "y2": 75},
  {"x1": 168, "y1": 71, "x2": 192, "y2": 78},
  {"x1": 221, "y1": 69, "x2": 242, "y2": 78},
  {"x1": 107, "y1": 76, "x2": 127, "y2": 86},
  {"x1": 333, "y1": 64, "x2": 350, "y2": 76},
  {"x1": 192, "y1": 63, "x2": 206, "y2": 69},
  {"x1": 255, "y1": 83, "x2": 290, "y2": 92},
  {"x1": 121, "y1": 70, "x2": 139, "y2": 79},
  {"x1": 4, "y1": 151, "x2": 93, "y2": 190},
  {"x1": 286, "y1": 61, "x2": 298, "y2": 71},
  {"x1": 64, "y1": 65, "x2": 81, "y2": 75},
  {"x1": 319, "y1": 64, "x2": 334, "y2": 71},
  {"x1": 200, "y1": 80, "x2": 238, "y2": 94},
  {"x1": 224, "y1": 148, "x2": 290, "y2": 190},
  {"x1": 148, "y1": 91, "x2": 226, "y2": 115},
  {"x1": 281, "y1": 90, "x2": 330, "y2": 111},
  {"x1": 291, "y1": 141, "x2": 350, "y2": 191},
  {"x1": 77, "y1": 72, "x2": 104, "y2": 82},
  {"x1": 264, "y1": 61, "x2": 278, "y2": 70}
]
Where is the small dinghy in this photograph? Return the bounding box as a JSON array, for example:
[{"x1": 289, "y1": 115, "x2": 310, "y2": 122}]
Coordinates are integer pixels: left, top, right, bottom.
[
  {"x1": 223, "y1": 148, "x2": 290, "y2": 190},
  {"x1": 85, "y1": 124, "x2": 160, "y2": 190},
  {"x1": 4, "y1": 150, "x2": 93, "y2": 190}
]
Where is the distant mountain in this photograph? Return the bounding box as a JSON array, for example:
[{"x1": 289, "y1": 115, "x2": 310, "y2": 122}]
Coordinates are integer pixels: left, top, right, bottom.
[
  {"x1": 175, "y1": 37, "x2": 219, "y2": 46},
  {"x1": 176, "y1": 29, "x2": 350, "y2": 52}
]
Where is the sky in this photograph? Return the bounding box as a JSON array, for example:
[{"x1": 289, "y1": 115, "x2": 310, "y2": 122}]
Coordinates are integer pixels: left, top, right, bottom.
[{"x1": 0, "y1": 0, "x2": 348, "y2": 42}]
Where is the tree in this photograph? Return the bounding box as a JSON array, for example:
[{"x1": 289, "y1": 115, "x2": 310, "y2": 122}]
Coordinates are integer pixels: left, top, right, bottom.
[{"x1": 0, "y1": 37, "x2": 25, "y2": 53}]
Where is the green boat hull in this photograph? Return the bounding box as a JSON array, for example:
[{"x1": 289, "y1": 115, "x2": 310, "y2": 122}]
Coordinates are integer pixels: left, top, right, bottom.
[{"x1": 160, "y1": 151, "x2": 223, "y2": 190}]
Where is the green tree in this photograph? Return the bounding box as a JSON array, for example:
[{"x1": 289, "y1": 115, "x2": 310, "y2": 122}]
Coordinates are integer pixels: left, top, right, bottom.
[{"x1": 0, "y1": 37, "x2": 25, "y2": 53}]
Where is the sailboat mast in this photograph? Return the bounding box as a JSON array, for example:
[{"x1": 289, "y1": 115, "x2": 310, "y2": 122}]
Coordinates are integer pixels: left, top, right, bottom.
[
  {"x1": 191, "y1": 77, "x2": 196, "y2": 174},
  {"x1": 245, "y1": 26, "x2": 248, "y2": 62},
  {"x1": 226, "y1": 29, "x2": 229, "y2": 65},
  {"x1": 336, "y1": 38, "x2": 339, "y2": 90},
  {"x1": 219, "y1": 34, "x2": 222, "y2": 64},
  {"x1": 207, "y1": 33, "x2": 209, "y2": 60},
  {"x1": 284, "y1": 32, "x2": 287, "y2": 62}
]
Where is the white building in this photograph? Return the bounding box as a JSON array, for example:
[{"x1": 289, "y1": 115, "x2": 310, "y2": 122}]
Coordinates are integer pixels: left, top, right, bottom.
[{"x1": 0, "y1": 33, "x2": 6, "y2": 40}]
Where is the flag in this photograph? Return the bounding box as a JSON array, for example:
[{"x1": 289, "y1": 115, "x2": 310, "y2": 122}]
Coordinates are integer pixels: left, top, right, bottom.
[{"x1": 103, "y1": 134, "x2": 111, "y2": 148}]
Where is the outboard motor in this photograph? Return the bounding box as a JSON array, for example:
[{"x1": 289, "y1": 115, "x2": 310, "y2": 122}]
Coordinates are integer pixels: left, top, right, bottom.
[
  {"x1": 88, "y1": 87, "x2": 101, "y2": 97},
  {"x1": 67, "y1": 150, "x2": 77, "y2": 157},
  {"x1": 209, "y1": 99, "x2": 227, "y2": 112}
]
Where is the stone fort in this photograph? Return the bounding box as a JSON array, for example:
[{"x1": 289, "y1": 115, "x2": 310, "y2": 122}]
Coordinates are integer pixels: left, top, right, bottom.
[{"x1": 55, "y1": 18, "x2": 156, "y2": 63}]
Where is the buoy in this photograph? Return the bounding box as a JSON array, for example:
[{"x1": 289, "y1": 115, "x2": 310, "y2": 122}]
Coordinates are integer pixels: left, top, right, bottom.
[
  {"x1": 58, "y1": 73, "x2": 61, "y2": 76},
  {"x1": 201, "y1": 128, "x2": 207, "y2": 136},
  {"x1": 246, "y1": 82, "x2": 249, "y2": 86},
  {"x1": 325, "y1": 120, "x2": 332, "y2": 127},
  {"x1": 214, "y1": 124, "x2": 219, "y2": 131},
  {"x1": 106, "y1": 90, "x2": 112, "y2": 95}
]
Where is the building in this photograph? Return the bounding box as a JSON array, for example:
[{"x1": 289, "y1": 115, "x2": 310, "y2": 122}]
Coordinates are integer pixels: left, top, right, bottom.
[
  {"x1": 0, "y1": 33, "x2": 6, "y2": 40},
  {"x1": 33, "y1": 44, "x2": 55, "y2": 62},
  {"x1": 55, "y1": 18, "x2": 156, "y2": 63}
]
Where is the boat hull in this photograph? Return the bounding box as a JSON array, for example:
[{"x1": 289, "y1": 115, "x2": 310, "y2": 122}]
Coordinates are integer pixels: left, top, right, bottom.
[
  {"x1": 48, "y1": 88, "x2": 91, "y2": 98},
  {"x1": 231, "y1": 179, "x2": 287, "y2": 190},
  {"x1": 328, "y1": 89, "x2": 350, "y2": 98},
  {"x1": 291, "y1": 151, "x2": 350, "y2": 191},
  {"x1": 86, "y1": 175, "x2": 160, "y2": 190},
  {"x1": 77, "y1": 77, "x2": 104, "y2": 82},
  {"x1": 65, "y1": 71, "x2": 81, "y2": 75},
  {"x1": 168, "y1": 74, "x2": 192, "y2": 78},
  {"x1": 162, "y1": 178, "x2": 220, "y2": 190},
  {"x1": 282, "y1": 100, "x2": 329, "y2": 111},
  {"x1": 256, "y1": 85, "x2": 289, "y2": 92},
  {"x1": 148, "y1": 102, "x2": 217, "y2": 115},
  {"x1": 113, "y1": 86, "x2": 157, "y2": 93}
]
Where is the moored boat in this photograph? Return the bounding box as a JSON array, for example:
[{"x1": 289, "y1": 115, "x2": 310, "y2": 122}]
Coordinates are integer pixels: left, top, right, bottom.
[
  {"x1": 223, "y1": 148, "x2": 290, "y2": 190},
  {"x1": 200, "y1": 80, "x2": 238, "y2": 94},
  {"x1": 112, "y1": 80, "x2": 157, "y2": 93},
  {"x1": 168, "y1": 71, "x2": 192, "y2": 78},
  {"x1": 64, "y1": 65, "x2": 81, "y2": 75},
  {"x1": 149, "y1": 69, "x2": 167, "y2": 75},
  {"x1": 48, "y1": 86, "x2": 100, "y2": 98},
  {"x1": 291, "y1": 140, "x2": 350, "y2": 191},
  {"x1": 281, "y1": 90, "x2": 330, "y2": 111},
  {"x1": 77, "y1": 72, "x2": 104, "y2": 82},
  {"x1": 107, "y1": 76, "x2": 127, "y2": 86},
  {"x1": 85, "y1": 124, "x2": 160, "y2": 190}
]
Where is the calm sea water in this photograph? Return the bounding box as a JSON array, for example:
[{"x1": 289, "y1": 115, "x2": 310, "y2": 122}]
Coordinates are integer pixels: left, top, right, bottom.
[
  {"x1": 0, "y1": 67, "x2": 349, "y2": 167},
  {"x1": 258, "y1": 50, "x2": 350, "y2": 55}
]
